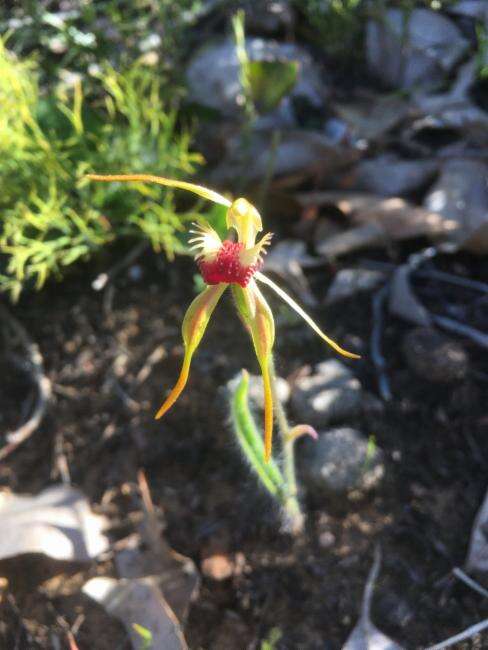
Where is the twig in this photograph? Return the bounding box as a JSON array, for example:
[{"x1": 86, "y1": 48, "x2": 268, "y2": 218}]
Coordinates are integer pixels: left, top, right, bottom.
[
  {"x1": 135, "y1": 345, "x2": 166, "y2": 385},
  {"x1": 361, "y1": 545, "x2": 382, "y2": 624},
  {"x1": 418, "y1": 269, "x2": 488, "y2": 294},
  {"x1": 425, "y1": 618, "x2": 488, "y2": 650},
  {"x1": 360, "y1": 258, "x2": 488, "y2": 294},
  {"x1": 137, "y1": 469, "x2": 164, "y2": 552},
  {"x1": 453, "y1": 567, "x2": 488, "y2": 599},
  {"x1": 433, "y1": 314, "x2": 488, "y2": 350},
  {"x1": 370, "y1": 285, "x2": 392, "y2": 401},
  {"x1": 53, "y1": 433, "x2": 71, "y2": 485},
  {"x1": 0, "y1": 305, "x2": 52, "y2": 461},
  {"x1": 67, "y1": 631, "x2": 80, "y2": 650}
]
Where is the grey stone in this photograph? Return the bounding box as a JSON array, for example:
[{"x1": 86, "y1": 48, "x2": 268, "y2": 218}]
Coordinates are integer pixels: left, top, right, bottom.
[
  {"x1": 413, "y1": 60, "x2": 488, "y2": 150},
  {"x1": 403, "y1": 327, "x2": 469, "y2": 383},
  {"x1": 366, "y1": 8, "x2": 469, "y2": 90},
  {"x1": 244, "y1": 0, "x2": 294, "y2": 34},
  {"x1": 226, "y1": 372, "x2": 290, "y2": 411},
  {"x1": 423, "y1": 159, "x2": 488, "y2": 252},
  {"x1": 336, "y1": 94, "x2": 411, "y2": 143},
  {"x1": 353, "y1": 155, "x2": 438, "y2": 198},
  {"x1": 449, "y1": 1, "x2": 488, "y2": 20},
  {"x1": 209, "y1": 128, "x2": 355, "y2": 186},
  {"x1": 325, "y1": 268, "x2": 386, "y2": 305},
  {"x1": 301, "y1": 427, "x2": 384, "y2": 497},
  {"x1": 291, "y1": 360, "x2": 362, "y2": 429},
  {"x1": 186, "y1": 36, "x2": 326, "y2": 119},
  {"x1": 318, "y1": 530, "x2": 336, "y2": 549}
]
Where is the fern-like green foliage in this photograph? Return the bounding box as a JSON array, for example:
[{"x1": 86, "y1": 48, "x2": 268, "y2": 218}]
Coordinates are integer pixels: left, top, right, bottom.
[{"x1": 0, "y1": 38, "x2": 203, "y2": 300}]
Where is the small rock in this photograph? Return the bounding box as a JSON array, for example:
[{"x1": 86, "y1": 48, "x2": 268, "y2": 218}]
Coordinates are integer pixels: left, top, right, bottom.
[
  {"x1": 336, "y1": 93, "x2": 410, "y2": 143},
  {"x1": 325, "y1": 268, "x2": 385, "y2": 305},
  {"x1": 403, "y1": 327, "x2": 469, "y2": 383},
  {"x1": 423, "y1": 159, "x2": 488, "y2": 252},
  {"x1": 366, "y1": 8, "x2": 469, "y2": 90},
  {"x1": 201, "y1": 554, "x2": 233, "y2": 581},
  {"x1": 449, "y1": 1, "x2": 488, "y2": 20},
  {"x1": 318, "y1": 530, "x2": 336, "y2": 549},
  {"x1": 244, "y1": 0, "x2": 294, "y2": 34},
  {"x1": 291, "y1": 360, "x2": 362, "y2": 429},
  {"x1": 353, "y1": 155, "x2": 438, "y2": 198},
  {"x1": 210, "y1": 128, "x2": 355, "y2": 186},
  {"x1": 412, "y1": 60, "x2": 488, "y2": 151},
  {"x1": 227, "y1": 372, "x2": 290, "y2": 411},
  {"x1": 301, "y1": 427, "x2": 384, "y2": 498}
]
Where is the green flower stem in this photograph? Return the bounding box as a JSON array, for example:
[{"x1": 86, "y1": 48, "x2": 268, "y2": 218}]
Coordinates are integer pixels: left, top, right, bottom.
[
  {"x1": 269, "y1": 357, "x2": 304, "y2": 535},
  {"x1": 230, "y1": 367, "x2": 305, "y2": 535},
  {"x1": 231, "y1": 370, "x2": 285, "y2": 498}
]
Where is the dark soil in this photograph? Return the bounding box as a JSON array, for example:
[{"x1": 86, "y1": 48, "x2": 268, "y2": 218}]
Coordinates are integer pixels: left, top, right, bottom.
[{"x1": 1, "y1": 243, "x2": 488, "y2": 650}]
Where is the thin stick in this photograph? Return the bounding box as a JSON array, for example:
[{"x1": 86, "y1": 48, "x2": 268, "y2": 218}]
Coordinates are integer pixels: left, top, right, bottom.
[
  {"x1": 433, "y1": 314, "x2": 488, "y2": 350},
  {"x1": 453, "y1": 567, "x2": 488, "y2": 599},
  {"x1": 425, "y1": 618, "x2": 488, "y2": 650},
  {"x1": 0, "y1": 305, "x2": 52, "y2": 461},
  {"x1": 370, "y1": 285, "x2": 392, "y2": 401},
  {"x1": 361, "y1": 545, "x2": 382, "y2": 623}
]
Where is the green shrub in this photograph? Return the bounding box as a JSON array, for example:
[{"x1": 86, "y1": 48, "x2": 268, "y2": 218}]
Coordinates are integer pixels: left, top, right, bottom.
[
  {"x1": 1, "y1": 0, "x2": 205, "y2": 84},
  {"x1": 0, "y1": 38, "x2": 203, "y2": 300}
]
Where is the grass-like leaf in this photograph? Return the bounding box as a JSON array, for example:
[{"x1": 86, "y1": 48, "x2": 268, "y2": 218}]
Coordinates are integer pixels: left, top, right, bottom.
[{"x1": 230, "y1": 370, "x2": 285, "y2": 498}]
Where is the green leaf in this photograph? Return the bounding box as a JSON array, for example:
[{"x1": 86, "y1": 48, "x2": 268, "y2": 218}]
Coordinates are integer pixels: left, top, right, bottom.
[
  {"x1": 230, "y1": 370, "x2": 285, "y2": 498},
  {"x1": 132, "y1": 623, "x2": 153, "y2": 650},
  {"x1": 246, "y1": 60, "x2": 299, "y2": 114}
]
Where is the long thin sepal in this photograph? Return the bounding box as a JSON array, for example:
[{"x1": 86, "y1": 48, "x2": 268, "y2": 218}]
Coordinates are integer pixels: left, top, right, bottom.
[
  {"x1": 154, "y1": 283, "x2": 227, "y2": 419},
  {"x1": 261, "y1": 358, "x2": 273, "y2": 462},
  {"x1": 155, "y1": 353, "x2": 191, "y2": 419},
  {"x1": 255, "y1": 272, "x2": 360, "y2": 359},
  {"x1": 86, "y1": 174, "x2": 232, "y2": 207},
  {"x1": 232, "y1": 282, "x2": 276, "y2": 462}
]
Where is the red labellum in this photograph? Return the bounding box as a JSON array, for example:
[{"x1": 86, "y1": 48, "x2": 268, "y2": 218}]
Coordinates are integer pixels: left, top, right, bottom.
[{"x1": 198, "y1": 240, "x2": 261, "y2": 287}]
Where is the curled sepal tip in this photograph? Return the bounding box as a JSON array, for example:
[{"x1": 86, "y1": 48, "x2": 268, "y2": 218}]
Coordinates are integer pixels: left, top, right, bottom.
[{"x1": 155, "y1": 283, "x2": 227, "y2": 419}]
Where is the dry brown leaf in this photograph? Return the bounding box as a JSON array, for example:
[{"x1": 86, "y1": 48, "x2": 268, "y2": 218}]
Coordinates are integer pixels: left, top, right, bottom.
[
  {"x1": 298, "y1": 191, "x2": 457, "y2": 259},
  {"x1": 0, "y1": 485, "x2": 109, "y2": 562},
  {"x1": 335, "y1": 94, "x2": 411, "y2": 142},
  {"x1": 83, "y1": 576, "x2": 187, "y2": 650},
  {"x1": 114, "y1": 471, "x2": 200, "y2": 623},
  {"x1": 466, "y1": 488, "x2": 488, "y2": 575},
  {"x1": 389, "y1": 265, "x2": 432, "y2": 327},
  {"x1": 115, "y1": 534, "x2": 199, "y2": 624},
  {"x1": 263, "y1": 239, "x2": 319, "y2": 306}
]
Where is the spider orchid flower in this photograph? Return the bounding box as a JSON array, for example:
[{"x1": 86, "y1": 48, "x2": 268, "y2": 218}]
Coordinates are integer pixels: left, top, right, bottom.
[{"x1": 87, "y1": 174, "x2": 360, "y2": 461}]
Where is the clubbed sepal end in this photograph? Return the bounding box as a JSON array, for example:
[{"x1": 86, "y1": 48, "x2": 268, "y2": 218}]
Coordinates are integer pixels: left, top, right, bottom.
[{"x1": 198, "y1": 241, "x2": 262, "y2": 288}]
